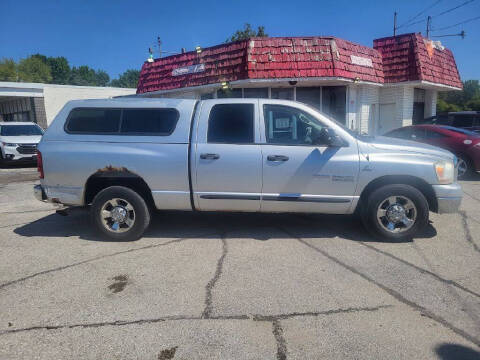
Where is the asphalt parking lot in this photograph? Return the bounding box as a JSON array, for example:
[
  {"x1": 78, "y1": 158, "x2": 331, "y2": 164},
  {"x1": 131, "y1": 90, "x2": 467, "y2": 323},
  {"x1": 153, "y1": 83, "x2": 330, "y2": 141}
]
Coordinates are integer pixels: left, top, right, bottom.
[{"x1": 0, "y1": 166, "x2": 479, "y2": 359}]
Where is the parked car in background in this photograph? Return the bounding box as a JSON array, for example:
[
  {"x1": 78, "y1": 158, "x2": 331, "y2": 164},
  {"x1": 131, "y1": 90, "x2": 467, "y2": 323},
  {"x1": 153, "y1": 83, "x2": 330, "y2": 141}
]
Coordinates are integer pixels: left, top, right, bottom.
[
  {"x1": 385, "y1": 124, "x2": 480, "y2": 178},
  {"x1": 34, "y1": 98, "x2": 462, "y2": 242},
  {"x1": 0, "y1": 122, "x2": 44, "y2": 164},
  {"x1": 422, "y1": 111, "x2": 480, "y2": 133}
]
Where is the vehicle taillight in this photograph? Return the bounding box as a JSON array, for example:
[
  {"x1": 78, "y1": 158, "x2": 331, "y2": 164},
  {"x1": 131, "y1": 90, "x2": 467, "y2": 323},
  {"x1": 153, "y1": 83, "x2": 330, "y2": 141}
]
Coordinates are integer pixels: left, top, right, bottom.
[{"x1": 37, "y1": 150, "x2": 44, "y2": 179}]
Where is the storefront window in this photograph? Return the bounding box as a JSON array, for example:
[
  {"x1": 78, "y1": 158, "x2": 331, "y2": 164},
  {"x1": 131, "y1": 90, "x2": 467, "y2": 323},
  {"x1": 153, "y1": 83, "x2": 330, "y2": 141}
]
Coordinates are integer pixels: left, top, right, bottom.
[
  {"x1": 200, "y1": 92, "x2": 214, "y2": 100},
  {"x1": 217, "y1": 88, "x2": 242, "y2": 98},
  {"x1": 271, "y1": 88, "x2": 294, "y2": 100},
  {"x1": 296, "y1": 87, "x2": 321, "y2": 109},
  {"x1": 322, "y1": 86, "x2": 346, "y2": 124},
  {"x1": 244, "y1": 88, "x2": 268, "y2": 98}
]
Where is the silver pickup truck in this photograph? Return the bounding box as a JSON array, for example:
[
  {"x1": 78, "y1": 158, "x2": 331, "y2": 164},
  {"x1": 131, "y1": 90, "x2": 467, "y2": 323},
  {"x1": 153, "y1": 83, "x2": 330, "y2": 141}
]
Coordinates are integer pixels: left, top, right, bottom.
[{"x1": 34, "y1": 98, "x2": 462, "y2": 241}]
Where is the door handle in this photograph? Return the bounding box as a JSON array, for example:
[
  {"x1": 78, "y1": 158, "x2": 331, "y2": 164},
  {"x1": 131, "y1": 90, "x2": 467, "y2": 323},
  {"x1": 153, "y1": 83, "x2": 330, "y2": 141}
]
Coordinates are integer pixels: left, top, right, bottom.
[
  {"x1": 267, "y1": 155, "x2": 289, "y2": 162},
  {"x1": 200, "y1": 153, "x2": 220, "y2": 160}
]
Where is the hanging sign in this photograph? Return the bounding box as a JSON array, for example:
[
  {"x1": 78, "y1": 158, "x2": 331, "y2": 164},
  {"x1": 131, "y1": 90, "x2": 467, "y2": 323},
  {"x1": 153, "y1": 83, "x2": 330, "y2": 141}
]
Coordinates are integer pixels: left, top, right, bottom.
[
  {"x1": 350, "y1": 55, "x2": 373, "y2": 68},
  {"x1": 172, "y1": 63, "x2": 205, "y2": 76}
]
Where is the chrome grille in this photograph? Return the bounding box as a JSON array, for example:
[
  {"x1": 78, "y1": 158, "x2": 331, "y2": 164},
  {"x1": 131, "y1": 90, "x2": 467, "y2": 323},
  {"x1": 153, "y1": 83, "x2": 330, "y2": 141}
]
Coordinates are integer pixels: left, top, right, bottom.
[{"x1": 16, "y1": 144, "x2": 37, "y2": 155}]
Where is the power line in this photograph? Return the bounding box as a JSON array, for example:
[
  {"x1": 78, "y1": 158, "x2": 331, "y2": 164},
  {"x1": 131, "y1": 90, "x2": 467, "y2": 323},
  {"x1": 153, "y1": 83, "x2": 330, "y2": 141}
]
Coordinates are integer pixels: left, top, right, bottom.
[
  {"x1": 432, "y1": 0, "x2": 476, "y2": 18},
  {"x1": 433, "y1": 15, "x2": 480, "y2": 31},
  {"x1": 397, "y1": 0, "x2": 443, "y2": 29}
]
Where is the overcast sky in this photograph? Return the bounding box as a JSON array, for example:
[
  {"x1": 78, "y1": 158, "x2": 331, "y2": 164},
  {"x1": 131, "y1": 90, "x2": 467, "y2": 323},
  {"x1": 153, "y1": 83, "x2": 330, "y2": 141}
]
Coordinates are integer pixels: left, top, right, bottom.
[{"x1": 1, "y1": 0, "x2": 479, "y2": 80}]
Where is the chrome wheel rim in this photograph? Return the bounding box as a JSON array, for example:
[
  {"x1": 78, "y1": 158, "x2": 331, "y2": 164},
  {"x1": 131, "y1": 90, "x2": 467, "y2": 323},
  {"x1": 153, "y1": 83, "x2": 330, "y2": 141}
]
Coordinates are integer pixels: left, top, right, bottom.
[
  {"x1": 457, "y1": 158, "x2": 468, "y2": 178},
  {"x1": 376, "y1": 195, "x2": 417, "y2": 233},
  {"x1": 100, "y1": 198, "x2": 135, "y2": 233}
]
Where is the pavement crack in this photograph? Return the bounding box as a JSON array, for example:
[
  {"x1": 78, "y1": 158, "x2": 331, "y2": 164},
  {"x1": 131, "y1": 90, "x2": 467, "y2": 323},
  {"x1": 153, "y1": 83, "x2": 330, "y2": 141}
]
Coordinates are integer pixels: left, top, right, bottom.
[
  {"x1": 253, "y1": 305, "x2": 393, "y2": 321},
  {"x1": 277, "y1": 226, "x2": 480, "y2": 347},
  {"x1": 358, "y1": 242, "x2": 480, "y2": 299},
  {"x1": 459, "y1": 210, "x2": 480, "y2": 255},
  {"x1": 0, "y1": 237, "x2": 200, "y2": 291},
  {"x1": 272, "y1": 319, "x2": 287, "y2": 360},
  {"x1": 202, "y1": 235, "x2": 227, "y2": 319}
]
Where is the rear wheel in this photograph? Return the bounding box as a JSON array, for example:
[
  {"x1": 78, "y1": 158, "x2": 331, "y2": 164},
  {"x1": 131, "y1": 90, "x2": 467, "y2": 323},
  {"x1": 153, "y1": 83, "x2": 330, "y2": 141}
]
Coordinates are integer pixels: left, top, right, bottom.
[
  {"x1": 91, "y1": 186, "x2": 150, "y2": 241},
  {"x1": 362, "y1": 184, "x2": 429, "y2": 242}
]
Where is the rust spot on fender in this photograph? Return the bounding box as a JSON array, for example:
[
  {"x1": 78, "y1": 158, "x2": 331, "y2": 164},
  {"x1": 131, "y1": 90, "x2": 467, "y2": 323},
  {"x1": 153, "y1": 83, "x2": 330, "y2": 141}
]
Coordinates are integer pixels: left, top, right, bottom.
[
  {"x1": 95, "y1": 165, "x2": 137, "y2": 178},
  {"x1": 97, "y1": 165, "x2": 132, "y2": 173}
]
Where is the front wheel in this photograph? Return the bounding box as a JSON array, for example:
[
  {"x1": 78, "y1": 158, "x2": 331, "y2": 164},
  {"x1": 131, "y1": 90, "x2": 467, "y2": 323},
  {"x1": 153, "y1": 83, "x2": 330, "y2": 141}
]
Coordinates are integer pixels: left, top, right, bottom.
[
  {"x1": 456, "y1": 156, "x2": 471, "y2": 179},
  {"x1": 91, "y1": 186, "x2": 151, "y2": 241},
  {"x1": 362, "y1": 184, "x2": 429, "y2": 242}
]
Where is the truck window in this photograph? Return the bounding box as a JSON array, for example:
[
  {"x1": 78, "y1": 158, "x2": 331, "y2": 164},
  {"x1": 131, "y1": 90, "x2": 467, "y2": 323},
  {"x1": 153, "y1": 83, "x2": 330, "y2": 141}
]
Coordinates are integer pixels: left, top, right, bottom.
[
  {"x1": 121, "y1": 108, "x2": 179, "y2": 135},
  {"x1": 66, "y1": 108, "x2": 121, "y2": 133},
  {"x1": 207, "y1": 104, "x2": 254, "y2": 144},
  {"x1": 263, "y1": 104, "x2": 327, "y2": 145}
]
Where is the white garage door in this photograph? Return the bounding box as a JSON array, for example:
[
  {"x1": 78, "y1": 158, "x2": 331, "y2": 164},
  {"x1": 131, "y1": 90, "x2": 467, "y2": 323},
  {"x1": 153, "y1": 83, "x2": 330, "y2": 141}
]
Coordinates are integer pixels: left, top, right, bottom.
[{"x1": 378, "y1": 103, "x2": 397, "y2": 135}]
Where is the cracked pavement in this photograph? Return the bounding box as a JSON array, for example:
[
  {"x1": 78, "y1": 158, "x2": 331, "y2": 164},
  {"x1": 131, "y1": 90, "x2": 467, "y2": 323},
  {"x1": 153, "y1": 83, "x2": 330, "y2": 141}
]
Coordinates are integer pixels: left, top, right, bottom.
[{"x1": 0, "y1": 167, "x2": 480, "y2": 359}]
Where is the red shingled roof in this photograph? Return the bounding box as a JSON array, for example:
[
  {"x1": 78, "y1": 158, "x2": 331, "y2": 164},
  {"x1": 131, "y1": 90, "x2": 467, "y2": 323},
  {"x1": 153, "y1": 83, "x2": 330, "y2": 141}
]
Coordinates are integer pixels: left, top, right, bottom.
[
  {"x1": 374, "y1": 33, "x2": 462, "y2": 89},
  {"x1": 137, "y1": 34, "x2": 461, "y2": 94}
]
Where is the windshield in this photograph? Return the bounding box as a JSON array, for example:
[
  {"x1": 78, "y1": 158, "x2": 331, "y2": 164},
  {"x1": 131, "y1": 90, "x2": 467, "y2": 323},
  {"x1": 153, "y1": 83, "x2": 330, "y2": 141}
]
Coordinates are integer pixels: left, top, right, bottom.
[
  {"x1": 0, "y1": 124, "x2": 44, "y2": 136},
  {"x1": 440, "y1": 126, "x2": 480, "y2": 137}
]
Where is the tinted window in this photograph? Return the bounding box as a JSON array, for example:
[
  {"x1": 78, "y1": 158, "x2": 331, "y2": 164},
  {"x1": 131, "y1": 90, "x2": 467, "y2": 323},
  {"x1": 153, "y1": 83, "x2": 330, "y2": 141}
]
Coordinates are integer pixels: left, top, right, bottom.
[
  {"x1": 452, "y1": 115, "x2": 474, "y2": 128},
  {"x1": 385, "y1": 127, "x2": 412, "y2": 139},
  {"x1": 207, "y1": 104, "x2": 254, "y2": 144},
  {"x1": 271, "y1": 88, "x2": 294, "y2": 100},
  {"x1": 121, "y1": 109, "x2": 178, "y2": 135},
  {"x1": 217, "y1": 88, "x2": 242, "y2": 98},
  {"x1": 66, "y1": 108, "x2": 121, "y2": 133},
  {"x1": 424, "y1": 129, "x2": 447, "y2": 139},
  {"x1": 296, "y1": 87, "x2": 321, "y2": 109},
  {"x1": 411, "y1": 128, "x2": 426, "y2": 140},
  {"x1": 243, "y1": 88, "x2": 268, "y2": 98},
  {"x1": 0, "y1": 125, "x2": 43, "y2": 136},
  {"x1": 264, "y1": 104, "x2": 328, "y2": 145}
]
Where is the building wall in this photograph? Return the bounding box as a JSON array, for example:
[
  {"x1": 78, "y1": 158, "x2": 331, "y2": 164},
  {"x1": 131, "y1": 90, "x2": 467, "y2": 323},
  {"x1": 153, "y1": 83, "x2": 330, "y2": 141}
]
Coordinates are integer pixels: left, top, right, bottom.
[
  {"x1": 355, "y1": 85, "x2": 379, "y2": 134},
  {"x1": 424, "y1": 90, "x2": 438, "y2": 118},
  {"x1": 378, "y1": 85, "x2": 414, "y2": 134},
  {"x1": 43, "y1": 86, "x2": 136, "y2": 125}
]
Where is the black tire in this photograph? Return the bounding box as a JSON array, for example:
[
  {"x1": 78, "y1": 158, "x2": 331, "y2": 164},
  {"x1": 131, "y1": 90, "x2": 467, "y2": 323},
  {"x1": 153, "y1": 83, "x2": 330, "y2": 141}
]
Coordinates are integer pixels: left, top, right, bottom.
[
  {"x1": 361, "y1": 184, "x2": 429, "y2": 242},
  {"x1": 90, "y1": 186, "x2": 150, "y2": 241}
]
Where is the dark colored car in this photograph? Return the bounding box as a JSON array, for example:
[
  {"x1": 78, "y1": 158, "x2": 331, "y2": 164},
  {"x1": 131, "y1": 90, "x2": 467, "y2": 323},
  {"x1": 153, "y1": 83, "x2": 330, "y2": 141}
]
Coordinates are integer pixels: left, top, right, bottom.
[
  {"x1": 385, "y1": 124, "x2": 480, "y2": 178},
  {"x1": 421, "y1": 111, "x2": 480, "y2": 133}
]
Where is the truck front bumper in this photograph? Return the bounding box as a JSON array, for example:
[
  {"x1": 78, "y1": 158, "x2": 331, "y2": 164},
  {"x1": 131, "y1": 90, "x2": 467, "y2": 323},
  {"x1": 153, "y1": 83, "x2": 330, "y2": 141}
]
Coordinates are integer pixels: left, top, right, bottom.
[{"x1": 432, "y1": 183, "x2": 463, "y2": 214}]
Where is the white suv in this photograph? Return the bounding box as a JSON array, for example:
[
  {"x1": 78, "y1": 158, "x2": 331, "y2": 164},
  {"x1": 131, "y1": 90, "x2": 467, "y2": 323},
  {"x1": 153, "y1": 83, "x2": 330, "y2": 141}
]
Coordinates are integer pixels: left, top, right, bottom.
[{"x1": 0, "y1": 122, "x2": 44, "y2": 164}]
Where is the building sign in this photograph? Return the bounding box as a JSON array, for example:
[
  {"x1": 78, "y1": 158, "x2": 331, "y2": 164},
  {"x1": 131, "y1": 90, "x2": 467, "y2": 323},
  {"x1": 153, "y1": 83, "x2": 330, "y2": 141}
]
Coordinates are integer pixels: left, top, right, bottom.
[
  {"x1": 350, "y1": 55, "x2": 373, "y2": 68},
  {"x1": 172, "y1": 63, "x2": 205, "y2": 76}
]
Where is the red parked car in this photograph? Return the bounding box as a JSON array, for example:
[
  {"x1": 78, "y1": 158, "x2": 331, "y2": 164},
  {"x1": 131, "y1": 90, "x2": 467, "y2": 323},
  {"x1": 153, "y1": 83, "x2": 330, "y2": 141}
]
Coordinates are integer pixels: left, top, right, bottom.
[{"x1": 385, "y1": 124, "x2": 480, "y2": 178}]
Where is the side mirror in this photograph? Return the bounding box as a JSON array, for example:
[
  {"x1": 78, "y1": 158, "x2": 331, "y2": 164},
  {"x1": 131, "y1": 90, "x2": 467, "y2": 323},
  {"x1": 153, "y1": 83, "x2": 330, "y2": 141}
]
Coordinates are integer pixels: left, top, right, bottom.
[{"x1": 315, "y1": 128, "x2": 345, "y2": 147}]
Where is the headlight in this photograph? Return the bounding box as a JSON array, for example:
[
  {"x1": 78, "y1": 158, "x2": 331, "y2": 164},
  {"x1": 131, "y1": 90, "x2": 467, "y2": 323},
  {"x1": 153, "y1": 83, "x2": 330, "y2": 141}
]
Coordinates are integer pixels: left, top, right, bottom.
[
  {"x1": 1, "y1": 142, "x2": 18, "y2": 147},
  {"x1": 434, "y1": 161, "x2": 455, "y2": 184}
]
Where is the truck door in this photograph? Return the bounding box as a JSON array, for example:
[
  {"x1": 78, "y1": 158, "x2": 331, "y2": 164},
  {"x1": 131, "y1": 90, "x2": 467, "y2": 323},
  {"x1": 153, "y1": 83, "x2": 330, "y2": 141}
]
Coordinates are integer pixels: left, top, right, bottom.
[
  {"x1": 192, "y1": 100, "x2": 262, "y2": 211},
  {"x1": 259, "y1": 101, "x2": 359, "y2": 214}
]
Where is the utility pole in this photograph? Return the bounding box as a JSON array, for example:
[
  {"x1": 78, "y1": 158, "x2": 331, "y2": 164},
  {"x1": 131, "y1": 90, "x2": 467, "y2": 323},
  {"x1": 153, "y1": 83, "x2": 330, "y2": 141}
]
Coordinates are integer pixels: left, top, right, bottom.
[
  {"x1": 426, "y1": 16, "x2": 431, "y2": 38},
  {"x1": 157, "y1": 36, "x2": 162, "y2": 58},
  {"x1": 393, "y1": 12, "x2": 397, "y2": 36}
]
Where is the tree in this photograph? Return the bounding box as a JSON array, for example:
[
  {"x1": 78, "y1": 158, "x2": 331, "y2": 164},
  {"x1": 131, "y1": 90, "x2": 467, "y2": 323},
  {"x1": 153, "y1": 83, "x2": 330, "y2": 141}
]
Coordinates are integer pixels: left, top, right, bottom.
[
  {"x1": 110, "y1": 69, "x2": 140, "y2": 88},
  {"x1": 0, "y1": 58, "x2": 17, "y2": 81},
  {"x1": 437, "y1": 79, "x2": 480, "y2": 112},
  {"x1": 95, "y1": 70, "x2": 110, "y2": 87},
  {"x1": 47, "y1": 56, "x2": 70, "y2": 84},
  {"x1": 69, "y1": 65, "x2": 97, "y2": 86},
  {"x1": 17, "y1": 56, "x2": 52, "y2": 83},
  {"x1": 226, "y1": 23, "x2": 268, "y2": 42}
]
